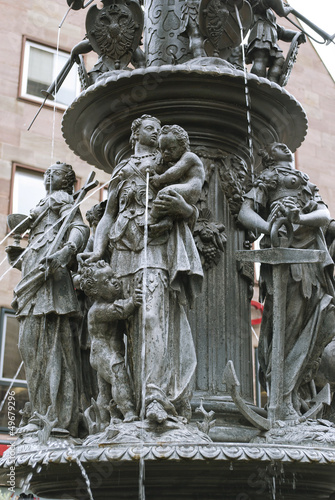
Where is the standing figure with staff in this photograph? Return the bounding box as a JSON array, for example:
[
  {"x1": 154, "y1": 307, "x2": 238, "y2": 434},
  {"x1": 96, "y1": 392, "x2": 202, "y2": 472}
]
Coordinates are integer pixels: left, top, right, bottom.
[
  {"x1": 238, "y1": 143, "x2": 335, "y2": 420},
  {"x1": 6, "y1": 162, "x2": 90, "y2": 437}
]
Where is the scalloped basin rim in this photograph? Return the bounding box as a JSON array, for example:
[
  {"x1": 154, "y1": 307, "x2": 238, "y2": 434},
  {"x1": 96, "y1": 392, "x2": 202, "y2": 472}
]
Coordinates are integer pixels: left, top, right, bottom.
[{"x1": 62, "y1": 64, "x2": 308, "y2": 173}]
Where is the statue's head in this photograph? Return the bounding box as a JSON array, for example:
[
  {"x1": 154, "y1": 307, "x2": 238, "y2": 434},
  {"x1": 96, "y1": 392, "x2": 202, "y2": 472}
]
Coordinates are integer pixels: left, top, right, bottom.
[
  {"x1": 130, "y1": 115, "x2": 161, "y2": 149},
  {"x1": 259, "y1": 143, "x2": 294, "y2": 167},
  {"x1": 79, "y1": 260, "x2": 123, "y2": 302},
  {"x1": 44, "y1": 161, "x2": 76, "y2": 194},
  {"x1": 86, "y1": 201, "x2": 107, "y2": 228},
  {"x1": 158, "y1": 124, "x2": 191, "y2": 163}
]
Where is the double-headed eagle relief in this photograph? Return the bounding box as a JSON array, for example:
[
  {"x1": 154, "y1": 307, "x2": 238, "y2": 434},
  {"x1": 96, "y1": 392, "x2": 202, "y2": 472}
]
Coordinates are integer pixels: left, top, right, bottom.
[{"x1": 86, "y1": 0, "x2": 144, "y2": 70}]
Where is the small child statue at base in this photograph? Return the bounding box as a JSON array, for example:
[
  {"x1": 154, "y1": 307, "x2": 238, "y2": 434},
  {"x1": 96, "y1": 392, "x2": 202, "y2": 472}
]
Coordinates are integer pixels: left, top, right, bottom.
[{"x1": 79, "y1": 260, "x2": 142, "y2": 424}]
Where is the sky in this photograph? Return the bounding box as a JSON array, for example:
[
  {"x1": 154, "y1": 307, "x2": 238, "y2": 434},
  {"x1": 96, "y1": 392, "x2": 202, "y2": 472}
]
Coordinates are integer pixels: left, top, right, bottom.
[{"x1": 289, "y1": 0, "x2": 335, "y2": 80}]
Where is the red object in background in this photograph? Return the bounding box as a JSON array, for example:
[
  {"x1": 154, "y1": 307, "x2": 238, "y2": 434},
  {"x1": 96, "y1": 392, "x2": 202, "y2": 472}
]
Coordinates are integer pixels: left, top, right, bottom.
[
  {"x1": 251, "y1": 300, "x2": 264, "y2": 325},
  {"x1": 0, "y1": 443, "x2": 10, "y2": 456}
]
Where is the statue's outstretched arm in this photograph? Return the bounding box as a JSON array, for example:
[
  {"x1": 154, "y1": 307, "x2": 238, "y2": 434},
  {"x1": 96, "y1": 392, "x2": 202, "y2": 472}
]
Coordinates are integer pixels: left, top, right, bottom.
[
  {"x1": 238, "y1": 198, "x2": 271, "y2": 234},
  {"x1": 265, "y1": 0, "x2": 292, "y2": 17},
  {"x1": 71, "y1": 38, "x2": 93, "y2": 63}
]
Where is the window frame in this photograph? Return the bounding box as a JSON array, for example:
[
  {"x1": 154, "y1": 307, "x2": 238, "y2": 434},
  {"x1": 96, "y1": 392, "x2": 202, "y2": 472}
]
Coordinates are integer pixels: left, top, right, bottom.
[
  {"x1": 0, "y1": 308, "x2": 26, "y2": 387},
  {"x1": 9, "y1": 162, "x2": 46, "y2": 218},
  {"x1": 18, "y1": 36, "x2": 81, "y2": 110}
]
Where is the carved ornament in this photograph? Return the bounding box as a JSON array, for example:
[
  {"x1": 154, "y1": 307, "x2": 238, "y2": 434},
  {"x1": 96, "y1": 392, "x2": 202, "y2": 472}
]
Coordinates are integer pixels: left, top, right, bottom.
[
  {"x1": 217, "y1": 153, "x2": 249, "y2": 219},
  {"x1": 86, "y1": 0, "x2": 144, "y2": 70},
  {"x1": 3, "y1": 442, "x2": 335, "y2": 468}
]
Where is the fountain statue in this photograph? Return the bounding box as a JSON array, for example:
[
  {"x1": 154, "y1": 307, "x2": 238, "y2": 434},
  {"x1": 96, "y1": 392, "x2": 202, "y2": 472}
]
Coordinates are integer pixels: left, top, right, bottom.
[{"x1": 1, "y1": 0, "x2": 335, "y2": 498}]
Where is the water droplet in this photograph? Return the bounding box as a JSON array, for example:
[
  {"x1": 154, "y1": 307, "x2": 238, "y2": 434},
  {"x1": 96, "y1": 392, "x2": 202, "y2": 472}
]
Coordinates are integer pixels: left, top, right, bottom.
[
  {"x1": 37, "y1": 465, "x2": 42, "y2": 473},
  {"x1": 229, "y1": 462, "x2": 234, "y2": 471}
]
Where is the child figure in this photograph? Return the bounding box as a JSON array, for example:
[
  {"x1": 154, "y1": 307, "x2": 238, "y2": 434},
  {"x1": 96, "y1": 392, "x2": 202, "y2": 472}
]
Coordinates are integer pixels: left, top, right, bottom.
[
  {"x1": 79, "y1": 260, "x2": 142, "y2": 424},
  {"x1": 149, "y1": 124, "x2": 205, "y2": 235}
]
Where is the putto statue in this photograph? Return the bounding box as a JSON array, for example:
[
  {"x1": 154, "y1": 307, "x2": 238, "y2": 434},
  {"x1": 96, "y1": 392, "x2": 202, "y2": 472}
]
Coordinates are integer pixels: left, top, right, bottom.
[
  {"x1": 238, "y1": 143, "x2": 335, "y2": 421},
  {"x1": 79, "y1": 261, "x2": 142, "y2": 425}
]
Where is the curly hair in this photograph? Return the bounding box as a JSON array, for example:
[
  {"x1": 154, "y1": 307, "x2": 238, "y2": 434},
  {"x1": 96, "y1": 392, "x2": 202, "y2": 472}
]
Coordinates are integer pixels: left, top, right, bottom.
[
  {"x1": 129, "y1": 115, "x2": 161, "y2": 149},
  {"x1": 86, "y1": 201, "x2": 107, "y2": 227},
  {"x1": 159, "y1": 125, "x2": 191, "y2": 153},
  {"x1": 258, "y1": 143, "x2": 285, "y2": 168},
  {"x1": 48, "y1": 161, "x2": 76, "y2": 194},
  {"x1": 79, "y1": 260, "x2": 109, "y2": 297}
]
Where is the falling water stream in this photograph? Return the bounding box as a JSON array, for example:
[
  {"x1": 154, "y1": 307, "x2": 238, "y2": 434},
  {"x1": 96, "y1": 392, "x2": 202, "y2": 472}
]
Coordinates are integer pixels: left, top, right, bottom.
[
  {"x1": 75, "y1": 457, "x2": 95, "y2": 500},
  {"x1": 0, "y1": 361, "x2": 24, "y2": 414},
  {"x1": 234, "y1": 5, "x2": 254, "y2": 181},
  {"x1": 139, "y1": 167, "x2": 151, "y2": 500},
  {"x1": 51, "y1": 26, "x2": 61, "y2": 163}
]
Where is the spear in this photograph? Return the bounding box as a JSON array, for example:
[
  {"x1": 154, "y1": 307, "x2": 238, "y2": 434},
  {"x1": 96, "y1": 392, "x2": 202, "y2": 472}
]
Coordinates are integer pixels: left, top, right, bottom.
[{"x1": 27, "y1": 56, "x2": 76, "y2": 131}]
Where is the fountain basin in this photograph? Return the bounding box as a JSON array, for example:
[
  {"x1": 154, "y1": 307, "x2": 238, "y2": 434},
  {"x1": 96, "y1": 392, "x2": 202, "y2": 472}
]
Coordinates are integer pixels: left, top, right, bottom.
[
  {"x1": 2, "y1": 442, "x2": 335, "y2": 499},
  {"x1": 62, "y1": 63, "x2": 308, "y2": 173}
]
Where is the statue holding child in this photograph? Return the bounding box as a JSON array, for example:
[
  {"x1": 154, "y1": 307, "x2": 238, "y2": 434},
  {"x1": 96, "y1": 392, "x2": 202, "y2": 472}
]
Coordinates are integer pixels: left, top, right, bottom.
[{"x1": 82, "y1": 115, "x2": 204, "y2": 425}]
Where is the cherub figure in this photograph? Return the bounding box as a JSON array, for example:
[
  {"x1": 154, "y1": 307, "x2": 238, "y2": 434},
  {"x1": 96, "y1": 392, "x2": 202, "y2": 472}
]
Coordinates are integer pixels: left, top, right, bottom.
[
  {"x1": 79, "y1": 260, "x2": 143, "y2": 424},
  {"x1": 149, "y1": 125, "x2": 205, "y2": 235}
]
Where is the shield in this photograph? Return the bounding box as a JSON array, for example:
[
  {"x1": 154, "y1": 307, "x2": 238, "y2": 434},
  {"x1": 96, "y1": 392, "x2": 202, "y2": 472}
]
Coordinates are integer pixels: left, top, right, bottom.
[
  {"x1": 199, "y1": 0, "x2": 252, "y2": 56},
  {"x1": 86, "y1": 0, "x2": 144, "y2": 71},
  {"x1": 279, "y1": 32, "x2": 301, "y2": 87}
]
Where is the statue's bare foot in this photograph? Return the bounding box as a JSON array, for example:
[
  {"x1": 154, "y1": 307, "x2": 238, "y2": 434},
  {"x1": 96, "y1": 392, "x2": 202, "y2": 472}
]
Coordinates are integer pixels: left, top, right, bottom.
[
  {"x1": 17, "y1": 422, "x2": 40, "y2": 434},
  {"x1": 123, "y1": 411, "x2": 139, "y2": 423},
  {"x1": 146, "y1": 400, "x2": 168, "y2": 424}
]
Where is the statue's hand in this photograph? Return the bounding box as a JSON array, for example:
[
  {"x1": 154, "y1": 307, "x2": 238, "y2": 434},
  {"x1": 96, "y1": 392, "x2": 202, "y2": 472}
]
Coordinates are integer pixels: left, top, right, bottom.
[
  {"x1": 283, "y1": 198, "x2": 301, "y2": 224},
  {"x1": 133, "y1": 288, "x2": 144, "y2": 307},
  {"x1": 41, "y1": 244, "x2": 75, "y2": 274},
  {"x1": 77, "y1": 252, "x2": 101, "y2": 266},
  {"x1": 284, "y1": 5, "x2": 293, "y2": 16},
  {"x1": 298, "y1": 32, "x2": 307, "y2": 45},
  {"x1": 153, "y1": 189, "x2": 194, "y2": 219}
]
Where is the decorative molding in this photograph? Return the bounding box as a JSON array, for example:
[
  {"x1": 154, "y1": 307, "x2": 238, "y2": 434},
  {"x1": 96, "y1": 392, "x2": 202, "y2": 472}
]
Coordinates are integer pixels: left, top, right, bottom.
[
  {"x1": 2, "y1": 442, "x2": 335, "y2": 468},
  {"x1": 217, "y1": 154, "x2": 250, "y2": 219}
]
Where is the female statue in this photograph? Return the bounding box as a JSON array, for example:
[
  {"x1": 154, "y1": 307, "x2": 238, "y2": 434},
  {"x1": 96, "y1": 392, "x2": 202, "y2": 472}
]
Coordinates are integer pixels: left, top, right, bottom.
[
  {"x1": 239, "y1": 143, "x2": 335, "y2": 419},
  {"x1": 7, "y1": 162, "x2": 89, "y2": 436},
  {"x1": 83, "y1": 115, "x2": 204, "y2": 424}
]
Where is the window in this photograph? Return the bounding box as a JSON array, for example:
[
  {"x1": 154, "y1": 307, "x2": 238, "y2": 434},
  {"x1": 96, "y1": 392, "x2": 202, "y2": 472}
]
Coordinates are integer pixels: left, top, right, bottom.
[
  {"x1": 10, "y1": 164, "x2": 45, "y2": 217},
  {"x1": 20, "y1": 39, "x2": 81, "y2": 108},
  {"x1": 0, "y1": 308, "x2": 28, "y2": 431}
]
